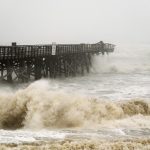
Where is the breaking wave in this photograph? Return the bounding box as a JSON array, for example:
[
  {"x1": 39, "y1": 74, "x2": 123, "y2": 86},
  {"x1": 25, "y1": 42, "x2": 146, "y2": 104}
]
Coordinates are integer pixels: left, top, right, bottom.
[
  {"x1": 0, "y1": 80, "x2": 149, "y2": 129},
  {"x1": 92, "y1": 44, "x2": 150, "y2": 73}
]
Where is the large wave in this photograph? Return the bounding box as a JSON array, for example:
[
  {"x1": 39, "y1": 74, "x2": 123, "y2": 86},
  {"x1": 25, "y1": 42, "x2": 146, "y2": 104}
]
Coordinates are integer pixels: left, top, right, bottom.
[{"x1": 0, "y1": 80, "x2": 149, "y2": 129}]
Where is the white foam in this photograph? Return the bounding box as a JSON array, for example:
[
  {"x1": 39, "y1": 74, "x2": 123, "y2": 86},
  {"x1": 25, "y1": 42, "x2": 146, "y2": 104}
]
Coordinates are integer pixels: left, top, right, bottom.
[{"x1": 0, "y1": 129, "x2": 66, "y2": 143}]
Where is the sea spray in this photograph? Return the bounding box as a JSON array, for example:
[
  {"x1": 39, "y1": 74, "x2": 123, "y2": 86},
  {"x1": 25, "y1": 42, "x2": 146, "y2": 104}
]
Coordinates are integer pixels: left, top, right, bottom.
[
  {"x1": 0, "y1": 80, "x2": 149, "y2": 129},
  {"x1": 92, "y1": 44, "x2": 150, "y2": 73}
]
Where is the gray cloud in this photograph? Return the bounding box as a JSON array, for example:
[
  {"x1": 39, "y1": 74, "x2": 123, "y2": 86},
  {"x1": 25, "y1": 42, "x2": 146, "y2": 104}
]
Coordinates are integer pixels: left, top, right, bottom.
[{"x1": 0, "y1": 0, "x2": 150, "y2": 45}]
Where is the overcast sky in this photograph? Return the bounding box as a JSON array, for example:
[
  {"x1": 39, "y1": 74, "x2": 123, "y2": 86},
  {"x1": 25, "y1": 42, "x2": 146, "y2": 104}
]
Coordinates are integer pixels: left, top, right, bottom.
[{"x1": 0, "y1": 0, "x2": 150, "y2": 45}]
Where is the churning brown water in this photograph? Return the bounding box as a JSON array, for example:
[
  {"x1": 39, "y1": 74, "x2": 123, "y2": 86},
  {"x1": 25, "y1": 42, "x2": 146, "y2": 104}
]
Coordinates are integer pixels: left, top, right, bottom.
[
  {"x1": 0, "y1": 44, "x2": 150, "y2": 149},
  {"x1": 0, "y1": 83, "x2": 150, "y2": 129}
]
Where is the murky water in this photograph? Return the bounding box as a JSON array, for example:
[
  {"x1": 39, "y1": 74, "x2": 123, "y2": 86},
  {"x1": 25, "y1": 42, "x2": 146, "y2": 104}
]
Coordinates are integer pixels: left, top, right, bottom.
[{"x1": 0, "y1": 44, "x2": 150, "y2": 149}]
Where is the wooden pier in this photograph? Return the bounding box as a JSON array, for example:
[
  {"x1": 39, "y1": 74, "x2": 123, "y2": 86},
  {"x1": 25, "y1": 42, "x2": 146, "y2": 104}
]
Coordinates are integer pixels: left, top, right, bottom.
[{"x1": 0, "y1": 41, "x2": 115, "y2": 82}]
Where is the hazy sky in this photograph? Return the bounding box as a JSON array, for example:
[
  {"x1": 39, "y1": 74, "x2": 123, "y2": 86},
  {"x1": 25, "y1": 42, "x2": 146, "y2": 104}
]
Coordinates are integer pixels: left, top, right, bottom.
[{"x1": 0, "y1": 0, "x2": 150, "y2": 45}]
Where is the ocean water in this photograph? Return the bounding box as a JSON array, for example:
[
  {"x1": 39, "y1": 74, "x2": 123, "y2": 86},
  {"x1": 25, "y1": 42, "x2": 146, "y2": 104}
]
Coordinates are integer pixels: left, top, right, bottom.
[{"x1": 0, "y1": 44, "x2": 150, "y2": 149}]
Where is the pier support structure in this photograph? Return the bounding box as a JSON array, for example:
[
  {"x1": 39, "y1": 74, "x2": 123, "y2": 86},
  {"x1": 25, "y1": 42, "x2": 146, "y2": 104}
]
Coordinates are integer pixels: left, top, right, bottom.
[{"x1": 0, "y1": 41, "x2": 115, "y2": 82}]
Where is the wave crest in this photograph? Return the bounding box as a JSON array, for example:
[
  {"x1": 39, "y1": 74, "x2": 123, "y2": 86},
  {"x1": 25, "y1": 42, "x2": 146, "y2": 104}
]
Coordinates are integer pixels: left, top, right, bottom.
[{"x1": 0, "y1": 81, "x2": 149, "y2": 129}]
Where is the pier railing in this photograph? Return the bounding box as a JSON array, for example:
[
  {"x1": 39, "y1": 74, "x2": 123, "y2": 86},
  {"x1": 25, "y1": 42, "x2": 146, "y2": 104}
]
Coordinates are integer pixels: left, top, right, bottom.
[{"x1": 0, "y1": 42, "x2": 115, "y2": 60}]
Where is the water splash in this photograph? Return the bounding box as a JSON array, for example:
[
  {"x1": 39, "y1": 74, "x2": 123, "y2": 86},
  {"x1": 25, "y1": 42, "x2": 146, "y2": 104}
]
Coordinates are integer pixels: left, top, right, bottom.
[{"x1": 0, "y1": 80, "x2": 149, "y2": 129}]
